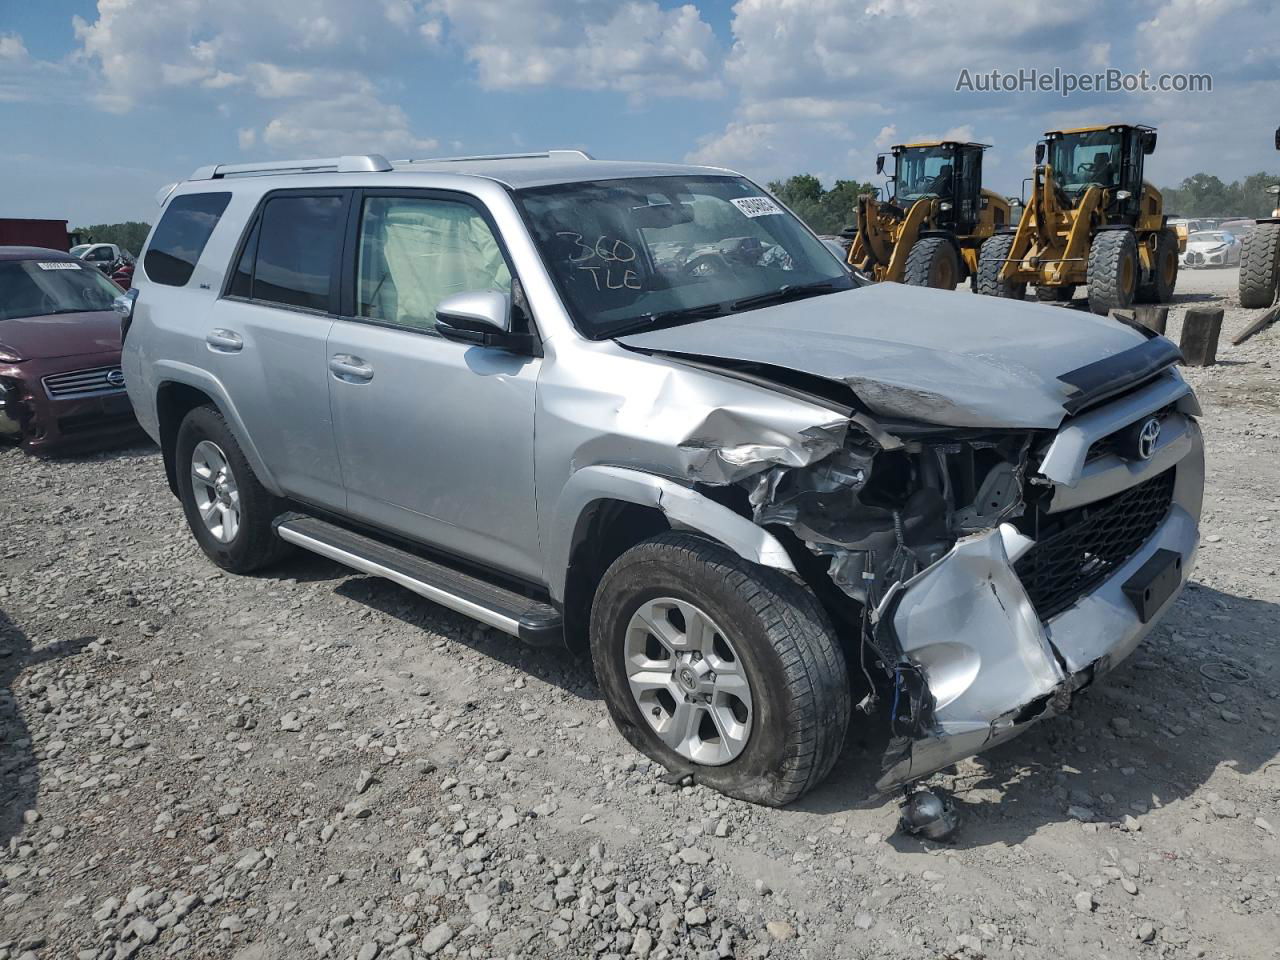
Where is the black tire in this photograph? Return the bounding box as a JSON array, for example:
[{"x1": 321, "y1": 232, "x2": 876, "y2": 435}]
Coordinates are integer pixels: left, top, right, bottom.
[
  {"x1": 1136, "y1": 228, "x2": 1179, "y2": 304},
  {"x1": 590, "y1": 532, "x2": 850, "y2": 807},
  {"x1": 1087, "y1": 229, "x2": 1139, "y2": 315},
  {"x1": 903, "y1": 237, "x2": 960, "y2": 290},
  {"x1": 1035, "y1": 284, "x2": 1076, "y2": 303},
  {"x1": 1239, "y1": 222, "x2": 1280, "y2": 308},
  {"x1": 976, "y1": 233, "x2": 1026, "y2": 299},
  {"x1": 174, "y1": 405, "x2": 291, "y2": 574}
]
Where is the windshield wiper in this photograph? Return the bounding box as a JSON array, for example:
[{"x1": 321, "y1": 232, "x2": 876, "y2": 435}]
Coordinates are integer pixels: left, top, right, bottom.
[
  {"x1": 730, "y1": 280, "x2": 843, "y2": 313},
  {"x1": 597, "y1": 303, "x2": 726, "y2": 339}
]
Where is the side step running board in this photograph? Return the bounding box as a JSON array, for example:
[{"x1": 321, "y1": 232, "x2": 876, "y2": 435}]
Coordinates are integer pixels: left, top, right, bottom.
[{"x1": 274, "y1": 514, "x2": 563, "y2": 646}]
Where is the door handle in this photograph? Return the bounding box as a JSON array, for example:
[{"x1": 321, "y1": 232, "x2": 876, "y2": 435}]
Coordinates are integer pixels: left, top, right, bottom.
[
  {"x1": 329, "y1": 354, "x2": 374, "y2": 383},
  {"x1": 205, "y1": 329, "x2": 243, "y2": 353}
]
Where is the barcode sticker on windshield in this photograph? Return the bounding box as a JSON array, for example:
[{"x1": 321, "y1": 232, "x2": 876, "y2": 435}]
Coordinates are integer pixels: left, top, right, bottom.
[
  {"x1": 36, "y1": 261, "x2": 82, "y2": 271},
  {"x1": 731, "y1": 196, "x2": 784, "y2": 218}
]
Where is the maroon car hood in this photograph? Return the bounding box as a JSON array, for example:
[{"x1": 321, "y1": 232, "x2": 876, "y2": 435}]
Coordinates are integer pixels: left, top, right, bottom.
[{"x1": 0, "y1": 311, "x2": 121, "y2": 360}]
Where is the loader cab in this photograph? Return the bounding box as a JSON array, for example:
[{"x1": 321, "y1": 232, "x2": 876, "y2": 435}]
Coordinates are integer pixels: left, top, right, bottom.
[
  {"x1": 1042, "y1": 124, "x2": 1156, "y2": 222},
  {"x1": 886, "y1": 141, "x2": 986, "y2": 233}
]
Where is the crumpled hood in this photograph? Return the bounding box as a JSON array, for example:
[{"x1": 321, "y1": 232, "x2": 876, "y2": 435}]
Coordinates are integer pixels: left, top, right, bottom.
[
  {"x1": 618, "y1": 285, "x2": 1151, "y2": 429},
  {"x1": 0, "y1": 311, "x2": 121, "y2": 360}
]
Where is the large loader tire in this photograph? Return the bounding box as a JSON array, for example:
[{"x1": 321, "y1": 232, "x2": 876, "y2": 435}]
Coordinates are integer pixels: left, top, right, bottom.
[
  {"x1": 1136, "y1": 228, "x2": 1179, "y2": 304},
  {"x1": 1035, "y1": 284, "x2": 1076, "y2": 303},
  {"x1": 1239, "y1": 222, "x2": 1280, "y2": 308},
  {"x1": 903, "y1": 237, "x2": 961, "y2": 290},
  {"x1": 976, "y1": 233, "x2": 1026, "y2": 299},
  {"x1": 1087, "y1": 229, "x2": 1139, "y2": 315}
]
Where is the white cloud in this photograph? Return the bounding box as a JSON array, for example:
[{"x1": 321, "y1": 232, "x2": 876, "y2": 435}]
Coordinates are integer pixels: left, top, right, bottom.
[
  {"x1": 435, "y1": 0, "x2": 722, "y2": 99},
  {"x1": 237, "y1": 127, "x2": 256, "y2": 150},
  {"x1": 0, "y1": 32, "x2": 28, "y2": 61},
  {"x1": 873, "y1": 125, "x2": 898, "y2": 149},
  {"x1": 259, "y1": 92, "x2": 438, "y2": 157}
]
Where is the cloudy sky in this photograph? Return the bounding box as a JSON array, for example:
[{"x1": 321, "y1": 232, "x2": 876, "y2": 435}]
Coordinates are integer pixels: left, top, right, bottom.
[{"x1": 2, "y1": 0, "x2": 1277, "y2": 225}]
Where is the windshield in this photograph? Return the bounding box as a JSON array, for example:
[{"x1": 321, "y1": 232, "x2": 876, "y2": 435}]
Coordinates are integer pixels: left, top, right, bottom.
[
  {"x1": 1048, "y1": 132, "x2": 1122, "y2": 192},
  {"x1": 516, "y1": 175, "x2": 853, "y2": 339},
  {"x1": 0, "y1": 258, "x2": 121, "y2": 321},
  {"x1": 69, "y1": 244, "x2": 90, "y2": 256},
  {"x1": 895, "y1": 146, "x2": 955, "y2": 202}
]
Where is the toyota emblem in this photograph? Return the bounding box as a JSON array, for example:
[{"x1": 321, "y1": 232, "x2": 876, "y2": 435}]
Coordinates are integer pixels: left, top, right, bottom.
[
  {"x1": 1135, "y1": 417, "x2": 1161, "y2": 460},
  {"x1": 106, "y1": 369, "x2": 126, "y2": 388}
]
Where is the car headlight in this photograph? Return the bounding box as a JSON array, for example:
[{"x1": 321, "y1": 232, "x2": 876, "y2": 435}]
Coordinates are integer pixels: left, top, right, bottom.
[{"x1": 0, "y1": 343, "x2": 23, "y2": 363}]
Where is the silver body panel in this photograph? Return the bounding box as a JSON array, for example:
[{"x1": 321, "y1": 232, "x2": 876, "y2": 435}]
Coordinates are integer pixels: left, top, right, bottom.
[{"x1": 124, "y1": 154, "x2": 1206, "y2": 793}]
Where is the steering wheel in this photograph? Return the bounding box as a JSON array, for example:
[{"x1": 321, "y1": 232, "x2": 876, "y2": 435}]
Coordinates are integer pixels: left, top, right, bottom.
[{"x1": 682, "y1": 253, "x2": 734, "y2": 278}]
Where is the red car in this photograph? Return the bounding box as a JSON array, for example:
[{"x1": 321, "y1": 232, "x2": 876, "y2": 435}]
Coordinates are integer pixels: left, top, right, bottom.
[{"x1": 0, "y1": 246, "x2": 141, "y2": 452}]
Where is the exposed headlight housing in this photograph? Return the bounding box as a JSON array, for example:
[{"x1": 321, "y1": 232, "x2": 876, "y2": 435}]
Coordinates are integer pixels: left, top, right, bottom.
[{"x1": 0, "y1": 344, "x2": 23, "y2": 363}]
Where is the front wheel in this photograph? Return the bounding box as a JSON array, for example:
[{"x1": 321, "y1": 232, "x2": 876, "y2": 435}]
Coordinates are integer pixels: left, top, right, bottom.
[
  {"x1": 1087, "y1": 229, "x2": 1139, "y2": 315},
  {"x1": 975, "y1": 233, "x2": 1026, "y2": 299},
  {"x1": 590, "y1": 533, "x2": 850, "y2": 807},
  {"x1": 1239, "y1": 222, "x2": 1280, "y2": 308},
  {"x1": 903, "y1": 237, "x2": 960, "y2": 290}
]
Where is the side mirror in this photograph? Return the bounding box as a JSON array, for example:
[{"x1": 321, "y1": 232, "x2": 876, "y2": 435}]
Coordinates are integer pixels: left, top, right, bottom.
[
  {"x1": 1034, "y1": 142, "x2": 1046, "y2": 165},
  {"x1": 435, "y1": 290, "x2": 528, "y2": 351},
  {"x1": 875, "y1": 155, "x2": 886, "y2": 175},
  {"x1": 1274, "y1": 126, "x2": 1279, "y2": 151},
  {"x1": 112, "y1": 288, "x2": 138, "y2": 318},
  {"x1": 1143, "y1": 132, "x2": 1158, "y2": 155}
]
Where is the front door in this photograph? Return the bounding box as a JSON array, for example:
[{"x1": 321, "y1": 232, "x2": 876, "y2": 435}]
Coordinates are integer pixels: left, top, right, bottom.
[{"x1": 326, "y1": 190, "x2": 543, "y2": 582}]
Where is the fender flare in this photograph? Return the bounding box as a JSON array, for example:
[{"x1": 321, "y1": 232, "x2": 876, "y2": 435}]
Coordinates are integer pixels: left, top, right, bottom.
[
  {"x1": 546, "y1": 464, "x2": 796, "y2": 602},
  {"x1": 153, "y1": 360, "x2": 283, "y2": 497}
]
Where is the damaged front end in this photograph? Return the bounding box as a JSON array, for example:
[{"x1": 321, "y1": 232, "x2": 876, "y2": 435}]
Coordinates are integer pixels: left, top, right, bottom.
[{"x1": 705, "y1": 369, "x2": 1204, "y2": 793}]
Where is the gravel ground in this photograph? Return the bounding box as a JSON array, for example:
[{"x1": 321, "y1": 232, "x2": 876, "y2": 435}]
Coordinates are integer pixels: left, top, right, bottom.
[{"x1": 2, "y1": 267, "x2": 1278, "y2": 960}]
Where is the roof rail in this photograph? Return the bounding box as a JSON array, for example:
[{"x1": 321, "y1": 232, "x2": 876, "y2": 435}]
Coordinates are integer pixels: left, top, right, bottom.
[
  {"x1": 188, "y1": 154, "x2": 393, "y2": 181},
  {"x1": 395, "y1": 149, "x2": 594, "y2": 165}
]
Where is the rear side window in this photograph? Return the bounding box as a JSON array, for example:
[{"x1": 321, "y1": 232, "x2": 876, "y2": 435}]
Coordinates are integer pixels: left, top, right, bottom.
[
  {"x1": 145, "y1": 192, "x2": 231, "y2": 286},
  {"x1": 246, "y1": 194, "x2": 345, "y2": 311}
]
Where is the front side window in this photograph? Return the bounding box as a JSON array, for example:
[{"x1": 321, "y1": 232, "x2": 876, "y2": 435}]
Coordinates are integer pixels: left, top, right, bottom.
[
  {"x1": 250, "y1": 195, "x2": 345, "y2": 311},
  {"x1": 144, "y1": 192, "x2": 231, "y2": 286},
  {"x1": 356, "y1": 196, "x2": 511, "y2": 331},
  {"x1": 1049, "y1": 132, "x2": 1123, "y2": 192},
  {"x1": 0, "y1": 259, "x2": 122, "y2": 321},
  {"x1": 896, "y1": 147, "x2": 955, "y2": 202},
  {"x1": 517, "y1": 175, "x2": 852, "y2": 339}
]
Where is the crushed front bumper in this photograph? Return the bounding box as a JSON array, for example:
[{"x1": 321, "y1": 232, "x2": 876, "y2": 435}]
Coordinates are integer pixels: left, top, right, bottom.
[{"x1": 876, "y1": 409, "x2": 1204, "y2": 790}]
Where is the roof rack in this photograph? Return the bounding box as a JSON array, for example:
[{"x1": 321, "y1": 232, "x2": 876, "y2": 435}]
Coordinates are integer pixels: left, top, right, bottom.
[
  {"x1": 394, "y1": 149, "x2": 594, "y2": 165},
  {"x1": 188, "y1": 154, "x2": 393, "y2": 181}
]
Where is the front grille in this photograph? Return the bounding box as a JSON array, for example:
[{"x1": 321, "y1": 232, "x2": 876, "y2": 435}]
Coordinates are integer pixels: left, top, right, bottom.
[
  {"x1": 1015, "y1": 468, "x2": 1177, "y2": 621},
  {"x1": 42, "y1": 366, "x2": 125, "y2": 399}
]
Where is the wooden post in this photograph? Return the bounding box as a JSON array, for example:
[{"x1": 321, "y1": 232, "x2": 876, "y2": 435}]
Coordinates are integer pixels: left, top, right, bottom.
[
  {"x1": 1179, "y1": 307, "x2": 1224, "y2": 366},
  {"x1": 1134, "y1": 305, "x2": 1169, "y2": 335}
]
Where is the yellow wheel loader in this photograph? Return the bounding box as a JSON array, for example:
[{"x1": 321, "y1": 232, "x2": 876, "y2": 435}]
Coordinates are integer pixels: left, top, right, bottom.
[
  {"x1": 978, "y1": 124, "x2": 1179, "y2": 314},
  {"x1": 1238, "y1": 125, "x2": 1280, "y2": 308},
  {"x1": 847, "y1": 141, "x2": 1011, "y2": 290}
]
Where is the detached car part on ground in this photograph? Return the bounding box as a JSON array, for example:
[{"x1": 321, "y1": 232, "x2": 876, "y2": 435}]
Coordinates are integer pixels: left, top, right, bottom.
[
  {"x1": 123, "y1": 152, "x2": 1204, "y2": 807},
  {"x1": 0, "y1": 246, "x2": 140, "y2": 452}
]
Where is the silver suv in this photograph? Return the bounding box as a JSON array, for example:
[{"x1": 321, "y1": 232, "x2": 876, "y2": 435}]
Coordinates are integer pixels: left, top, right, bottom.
[{"x1": 122, "y1": 151, "x2": 1204, "y2": 805}]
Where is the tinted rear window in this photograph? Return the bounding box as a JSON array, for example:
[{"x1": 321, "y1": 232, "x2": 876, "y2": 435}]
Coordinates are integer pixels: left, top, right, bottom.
[
  {"x1": 249, "y1": 195, "x2": 345, "y2": 311},
  {"x1": 144, "y1": 192, "x2": 231, "y2": 286}
]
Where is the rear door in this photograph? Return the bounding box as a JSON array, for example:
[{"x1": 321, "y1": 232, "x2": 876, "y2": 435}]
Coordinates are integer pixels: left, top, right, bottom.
[
  {"x1": 203, "y1": 190, "x2": 349, "y2": 509},
  {"x1": 325, "y1": 189, "x2": 542, "y2": 581}
]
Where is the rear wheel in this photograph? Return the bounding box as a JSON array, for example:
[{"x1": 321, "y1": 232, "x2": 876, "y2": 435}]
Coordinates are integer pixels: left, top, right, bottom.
[
  {"x1": 590, "y1": 532, "x2": 850, "y2": 807},
  {"x1": 175, "y1": 405, "x2": 292, "y2": 574},
  {"x1": 1239, "y1": 222, "x2": 1280, "y2": 308},
  {"x1": 1035, "y1": 284, "x2": 1076, "y2": 303},
  {"x1": 976, "y1": 233, "x2": 1026, "y2": 299},
  {"x1": 903, "y1": 237, "x2": 960, "y2": 290},
  {"x1": 1087, "y1": 229, "x2": 1138, "y2": 315},
  {"x1": 1136, "y1": 228, "x2": 1179, "y2": 304}
]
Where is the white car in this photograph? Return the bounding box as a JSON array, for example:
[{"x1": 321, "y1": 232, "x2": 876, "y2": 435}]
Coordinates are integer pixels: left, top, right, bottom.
[
  {"x1": 1180, "y1": 230, "x2": 1242, "y2": 268},
  {"x1": 69, "y1": 242, "x2": 125, "y2": 271}
]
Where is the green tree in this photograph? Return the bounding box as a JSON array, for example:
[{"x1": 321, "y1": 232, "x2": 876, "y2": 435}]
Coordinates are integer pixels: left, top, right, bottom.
[
  {"x1": 767, "y1": 174, "x2": 879, "y2": 234},
  {"x1": 73, "y1": 221, "x2": 151, "y2": 256}
]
